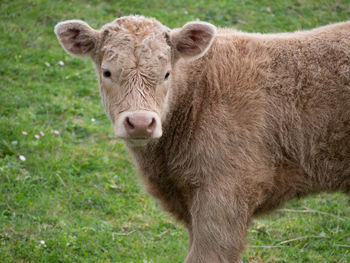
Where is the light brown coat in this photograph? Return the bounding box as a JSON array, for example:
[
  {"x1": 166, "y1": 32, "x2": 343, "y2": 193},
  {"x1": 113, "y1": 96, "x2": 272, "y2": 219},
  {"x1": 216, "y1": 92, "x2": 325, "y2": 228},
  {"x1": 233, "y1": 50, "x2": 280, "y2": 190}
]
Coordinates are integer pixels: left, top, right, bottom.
[{"x1": 55, "y1": 17, "x2": 350, "y2": 263}]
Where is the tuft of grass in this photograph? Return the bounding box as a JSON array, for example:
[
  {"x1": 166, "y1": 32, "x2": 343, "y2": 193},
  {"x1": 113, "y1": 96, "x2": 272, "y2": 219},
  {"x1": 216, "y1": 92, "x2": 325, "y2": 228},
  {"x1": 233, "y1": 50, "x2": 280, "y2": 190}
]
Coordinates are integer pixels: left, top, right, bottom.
[{"x1": 1, "y1": 0, "x2": 349, "y2": 262}]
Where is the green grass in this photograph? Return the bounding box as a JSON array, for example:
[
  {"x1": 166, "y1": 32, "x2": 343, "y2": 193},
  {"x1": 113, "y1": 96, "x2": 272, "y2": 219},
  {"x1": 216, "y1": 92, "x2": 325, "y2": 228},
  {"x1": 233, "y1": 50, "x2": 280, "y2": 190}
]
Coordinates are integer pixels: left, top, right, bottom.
[{"x1": 1, "y1": 0, "x2": 349, "y2": 262}]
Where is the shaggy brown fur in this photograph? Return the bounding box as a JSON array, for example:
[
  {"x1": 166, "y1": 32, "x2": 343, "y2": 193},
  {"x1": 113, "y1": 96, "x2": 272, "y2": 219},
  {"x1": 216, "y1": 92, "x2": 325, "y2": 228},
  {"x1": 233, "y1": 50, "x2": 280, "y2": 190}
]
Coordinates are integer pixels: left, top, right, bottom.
[{"x1": 55, "y1": 16, "x2": 350, "y2": 263}]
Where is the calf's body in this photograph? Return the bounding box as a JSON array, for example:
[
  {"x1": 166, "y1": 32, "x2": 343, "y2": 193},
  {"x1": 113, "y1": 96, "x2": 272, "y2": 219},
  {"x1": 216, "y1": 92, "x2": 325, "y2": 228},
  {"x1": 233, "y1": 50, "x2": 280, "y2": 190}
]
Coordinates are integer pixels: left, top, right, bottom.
[{"x1": 55, "y1": 17, "x2": 350, "y2": 262}]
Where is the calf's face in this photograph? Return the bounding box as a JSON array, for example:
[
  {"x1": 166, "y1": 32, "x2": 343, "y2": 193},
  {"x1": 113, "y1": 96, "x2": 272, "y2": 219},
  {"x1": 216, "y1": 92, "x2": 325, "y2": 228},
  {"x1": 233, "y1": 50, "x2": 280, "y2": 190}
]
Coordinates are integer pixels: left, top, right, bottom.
[{"x1": 55, "y1": 16, "x2": 216, "y2": 146}]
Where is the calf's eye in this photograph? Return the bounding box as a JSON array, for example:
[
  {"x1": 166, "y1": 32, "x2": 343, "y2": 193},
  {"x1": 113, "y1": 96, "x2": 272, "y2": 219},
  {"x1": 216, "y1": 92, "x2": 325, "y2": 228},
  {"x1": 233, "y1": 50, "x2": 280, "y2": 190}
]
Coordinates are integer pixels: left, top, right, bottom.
[
  {"x1": 164, "y1": 72, "x2": 170, "y2": 80},
  {"x1": 103, "y1": 70, "x2": 111, "y2": 78}
]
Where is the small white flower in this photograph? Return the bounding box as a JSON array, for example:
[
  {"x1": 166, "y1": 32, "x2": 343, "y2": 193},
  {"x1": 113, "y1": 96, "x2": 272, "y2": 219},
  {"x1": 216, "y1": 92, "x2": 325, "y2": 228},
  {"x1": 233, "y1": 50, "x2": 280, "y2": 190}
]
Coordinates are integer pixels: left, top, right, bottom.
[
  {"x1": 22, "y1": 131, "x2": 28, "y2": 136},
  {"x1": 44, "y1": 62, "x2": 50, "y2": 67},
  {"x1": 34, "y1": 134, "x2": 40, "y2": 139},
  {"x1": 58, "y1": 60, "x2": 65, "y2": 66},
  {"x1": 19, "y1": 155, "x2": 26, "y2": 161},
  {"x1": 91, "y1": 118, "x2": 96, "y2": 122},
  {"x1": 40, "y1": 131, "x2": 45, "y2": 136},
  {"x1": 39, "y1": 240, "x2": 47, "y2": 247}
]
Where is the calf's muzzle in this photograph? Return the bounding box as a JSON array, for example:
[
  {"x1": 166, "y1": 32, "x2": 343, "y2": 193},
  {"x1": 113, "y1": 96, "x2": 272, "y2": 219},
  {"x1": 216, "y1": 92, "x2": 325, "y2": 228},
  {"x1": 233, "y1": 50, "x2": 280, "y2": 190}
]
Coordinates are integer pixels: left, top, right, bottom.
[
  {"x1": 124, "y1": 113, "x2": 156, "y2": 138},
  {"x1": 116, "y1": 110, "x2": 162, "y2": 140}
]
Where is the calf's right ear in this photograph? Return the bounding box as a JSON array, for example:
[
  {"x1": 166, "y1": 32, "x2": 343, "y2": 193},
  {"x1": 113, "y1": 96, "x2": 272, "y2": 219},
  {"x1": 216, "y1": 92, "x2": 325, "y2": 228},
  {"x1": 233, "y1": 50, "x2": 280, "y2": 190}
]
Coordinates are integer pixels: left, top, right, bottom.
[{"x1": 54, "y1": 20, "x2": 99, "y2": 57}]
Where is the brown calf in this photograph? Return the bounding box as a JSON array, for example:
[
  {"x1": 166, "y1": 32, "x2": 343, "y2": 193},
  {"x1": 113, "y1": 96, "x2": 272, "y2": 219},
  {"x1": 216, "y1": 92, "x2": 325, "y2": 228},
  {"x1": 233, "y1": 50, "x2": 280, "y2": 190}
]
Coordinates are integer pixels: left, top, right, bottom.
[{"x1": 55, "y1": 16, "x2": 350, "y2": 262}]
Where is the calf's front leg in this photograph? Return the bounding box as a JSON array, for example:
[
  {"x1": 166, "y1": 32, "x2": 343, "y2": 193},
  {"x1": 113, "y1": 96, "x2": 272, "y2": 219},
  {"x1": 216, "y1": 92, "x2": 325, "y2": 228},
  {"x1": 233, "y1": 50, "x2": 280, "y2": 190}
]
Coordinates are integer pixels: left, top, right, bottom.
[{"x1": 185, "y1": 186, "x2": 250, "y2": 263}]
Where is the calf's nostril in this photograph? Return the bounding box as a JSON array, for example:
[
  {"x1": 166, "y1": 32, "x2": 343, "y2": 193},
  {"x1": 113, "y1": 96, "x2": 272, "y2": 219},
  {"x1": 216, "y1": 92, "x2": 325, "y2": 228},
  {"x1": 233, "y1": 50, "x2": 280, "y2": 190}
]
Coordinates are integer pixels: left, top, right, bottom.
[
  {"x1": 147, "y1": 118, "x2": 156, "y2": 132},
  {"x1": 125, "y1": 117, "x2": 135, "y2": 130},
  {"x1": 126, "y1": 117, "x2": 135, "y2": 129}
]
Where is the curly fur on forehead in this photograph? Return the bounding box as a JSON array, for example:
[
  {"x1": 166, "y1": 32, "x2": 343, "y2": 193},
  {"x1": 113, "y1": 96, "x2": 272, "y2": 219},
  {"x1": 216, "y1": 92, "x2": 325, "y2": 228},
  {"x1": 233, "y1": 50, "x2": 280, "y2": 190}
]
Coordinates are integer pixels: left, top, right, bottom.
[
  {"x1": 105, "y1": 15, "x2": 168, "y2": 37},
  {"x1": 100, "y1": 16, "x2": 170, "y2": 68}
]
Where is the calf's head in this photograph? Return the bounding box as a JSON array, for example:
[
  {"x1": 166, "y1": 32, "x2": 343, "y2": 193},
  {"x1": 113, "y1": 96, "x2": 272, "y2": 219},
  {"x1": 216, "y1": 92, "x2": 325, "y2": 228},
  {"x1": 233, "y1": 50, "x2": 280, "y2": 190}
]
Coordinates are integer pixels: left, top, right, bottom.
[{"x1": 55, "y1": 16, "x2": 216, "y2": 146}]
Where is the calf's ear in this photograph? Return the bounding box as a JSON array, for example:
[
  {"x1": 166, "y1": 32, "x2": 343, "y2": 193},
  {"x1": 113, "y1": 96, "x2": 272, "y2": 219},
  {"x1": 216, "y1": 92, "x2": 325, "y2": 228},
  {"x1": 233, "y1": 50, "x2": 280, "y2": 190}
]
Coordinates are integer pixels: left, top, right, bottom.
[
  {"x1": 169, "y1": 21, "x2": 216, "y2": 60},
  {"x1": 54, "y1": 20, "x2": 99, "y2": 57}
]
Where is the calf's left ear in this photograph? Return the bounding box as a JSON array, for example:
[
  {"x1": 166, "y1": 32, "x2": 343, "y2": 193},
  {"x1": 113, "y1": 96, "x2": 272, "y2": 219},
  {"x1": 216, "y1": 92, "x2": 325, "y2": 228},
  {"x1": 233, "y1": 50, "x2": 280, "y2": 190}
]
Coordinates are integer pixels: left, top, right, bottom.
[
  {"x1": 169, "y1": 21, "x2": 216, "y2": 60},
  {"x1": 54, "y1": 20, "x2": 99, "y2": 57}
]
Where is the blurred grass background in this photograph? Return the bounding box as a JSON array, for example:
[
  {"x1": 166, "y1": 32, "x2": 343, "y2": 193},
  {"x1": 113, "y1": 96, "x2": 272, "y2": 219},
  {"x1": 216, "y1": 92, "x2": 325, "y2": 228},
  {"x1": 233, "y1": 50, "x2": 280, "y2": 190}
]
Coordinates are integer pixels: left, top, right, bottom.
[{"x1": 1, "y1": 0, "x2": 349, "y2": 262}]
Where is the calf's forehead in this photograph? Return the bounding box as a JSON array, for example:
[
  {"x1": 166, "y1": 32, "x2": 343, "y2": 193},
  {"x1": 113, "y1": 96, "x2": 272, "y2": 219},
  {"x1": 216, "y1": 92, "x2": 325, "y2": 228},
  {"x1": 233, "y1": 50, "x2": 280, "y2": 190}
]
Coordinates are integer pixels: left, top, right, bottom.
[{"x1": 99, "y1": 17, "x2": 170, "y2": 67}]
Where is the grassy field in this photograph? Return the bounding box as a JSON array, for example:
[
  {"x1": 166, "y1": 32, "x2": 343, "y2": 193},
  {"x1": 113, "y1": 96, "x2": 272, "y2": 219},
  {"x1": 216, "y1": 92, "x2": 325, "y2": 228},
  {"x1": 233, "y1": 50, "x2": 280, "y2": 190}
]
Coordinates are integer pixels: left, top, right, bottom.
[{"x1": 1, "y1": 0, "x2": 350, "y2": 262}]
